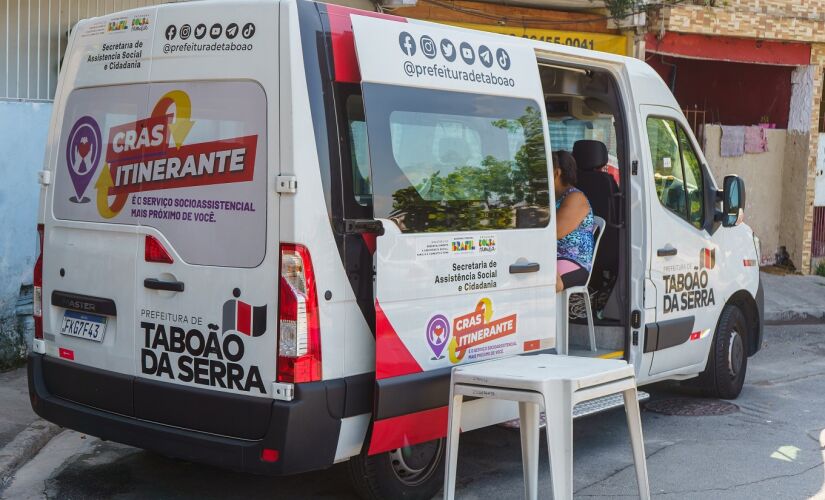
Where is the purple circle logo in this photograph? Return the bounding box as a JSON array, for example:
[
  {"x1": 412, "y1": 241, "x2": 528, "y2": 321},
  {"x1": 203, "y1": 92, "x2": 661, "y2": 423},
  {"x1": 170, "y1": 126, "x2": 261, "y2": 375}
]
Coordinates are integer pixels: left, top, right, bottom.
[
  {"x1": 65, "y1": 116, "x2": 102, "y2": 203},
  {"x1": 426, "y1": 314, "x2": 450, "y2": 359}
]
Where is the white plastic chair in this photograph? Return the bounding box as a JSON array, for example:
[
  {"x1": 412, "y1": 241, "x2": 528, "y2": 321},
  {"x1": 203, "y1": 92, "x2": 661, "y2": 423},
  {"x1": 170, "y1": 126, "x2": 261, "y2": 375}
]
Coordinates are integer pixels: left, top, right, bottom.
[
  {"x1": 444, "y1": 354, "x2": 650, "y2": 500},
  {"x1": 560, "y1": 215, "x2": 605, "y2": 354}
]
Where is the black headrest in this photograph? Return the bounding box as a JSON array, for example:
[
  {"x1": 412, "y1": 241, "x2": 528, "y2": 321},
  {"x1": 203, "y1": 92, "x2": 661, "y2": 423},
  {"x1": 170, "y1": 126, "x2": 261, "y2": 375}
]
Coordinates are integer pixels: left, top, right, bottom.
[{"x1": 573, "y1": 140, "x2": 608, "y2": 171}]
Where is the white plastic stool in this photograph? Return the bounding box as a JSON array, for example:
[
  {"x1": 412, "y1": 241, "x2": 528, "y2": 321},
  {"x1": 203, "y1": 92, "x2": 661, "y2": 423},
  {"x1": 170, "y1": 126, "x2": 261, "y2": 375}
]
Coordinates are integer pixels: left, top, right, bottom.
[{"x1": 444, "y1": 354, "x2": 650, "y2": 500}]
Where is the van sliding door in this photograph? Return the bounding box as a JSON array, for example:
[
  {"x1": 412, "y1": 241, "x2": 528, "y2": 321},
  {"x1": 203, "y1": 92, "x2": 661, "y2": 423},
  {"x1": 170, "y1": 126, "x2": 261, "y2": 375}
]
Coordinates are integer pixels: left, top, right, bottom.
[{"x1": 351, "y1": 15, "x2": 557, "y2": 455}]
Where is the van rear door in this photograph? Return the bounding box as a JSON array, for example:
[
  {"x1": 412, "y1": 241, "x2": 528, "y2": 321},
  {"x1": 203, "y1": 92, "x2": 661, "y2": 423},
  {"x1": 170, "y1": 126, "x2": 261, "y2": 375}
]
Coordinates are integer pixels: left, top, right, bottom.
[
  {"x1": 131, "y1": 80, "x2": 274, "y2": 437},
  {"x1": 44, "y1": 11, "x2": 158, "y2": 416},
  {"x1": 46, "y1": 84, "x2": 148, "y2": 416},
  {"x1": 351, "y1": 16, "x2": 557, "y2": 454},
  {"x1": 45, "y1": 2, "x2": 278, "y2": 439},
  {"x1": 131, "y1": 3, "x2": 278, "y2": 439}
]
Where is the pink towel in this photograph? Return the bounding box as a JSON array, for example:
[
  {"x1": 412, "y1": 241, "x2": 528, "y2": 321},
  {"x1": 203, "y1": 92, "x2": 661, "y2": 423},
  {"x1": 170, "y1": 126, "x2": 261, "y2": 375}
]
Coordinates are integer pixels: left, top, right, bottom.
[{"x1": 744, "y1": 126, "x2": 768, "y2": 153}]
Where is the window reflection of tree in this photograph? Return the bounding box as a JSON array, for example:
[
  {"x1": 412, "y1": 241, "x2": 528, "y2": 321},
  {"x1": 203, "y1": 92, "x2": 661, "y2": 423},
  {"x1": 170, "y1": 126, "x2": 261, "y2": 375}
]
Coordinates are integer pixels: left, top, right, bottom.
[{"x1": 389, "y1": 107, "x2": 550, "y2": 233}]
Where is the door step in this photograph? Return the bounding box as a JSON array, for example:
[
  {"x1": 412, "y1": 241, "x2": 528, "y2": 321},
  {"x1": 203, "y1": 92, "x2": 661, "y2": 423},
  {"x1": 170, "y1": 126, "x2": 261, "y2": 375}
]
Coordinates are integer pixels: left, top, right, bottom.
[
  {"x1": 499, "y1": 390, "x2": 650, "y2": 429},
  {"x1": 573, "y1": 390, "x2": 650, "y2": 419}
]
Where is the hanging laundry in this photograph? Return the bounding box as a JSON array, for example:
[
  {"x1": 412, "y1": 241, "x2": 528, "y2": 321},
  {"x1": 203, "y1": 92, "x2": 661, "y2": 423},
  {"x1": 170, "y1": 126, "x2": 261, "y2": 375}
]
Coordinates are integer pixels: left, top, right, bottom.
[
  {"x1": 744, "y1": 125, "x2": 768, "y2": 153},
  {"x1": 720, "y1": 125, "x2": 746, "y2": 157}
]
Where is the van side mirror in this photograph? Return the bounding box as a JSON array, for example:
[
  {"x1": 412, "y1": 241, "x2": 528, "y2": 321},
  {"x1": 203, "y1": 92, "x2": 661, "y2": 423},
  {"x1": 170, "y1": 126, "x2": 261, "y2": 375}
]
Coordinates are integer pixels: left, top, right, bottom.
[{"x1": 718, "y1": 175, "x2": 746, "y2": 227}]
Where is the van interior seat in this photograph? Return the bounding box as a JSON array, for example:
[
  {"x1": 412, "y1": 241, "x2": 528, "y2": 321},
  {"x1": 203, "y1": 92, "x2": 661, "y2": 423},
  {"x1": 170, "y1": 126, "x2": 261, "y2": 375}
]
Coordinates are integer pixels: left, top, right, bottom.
[{"x1": 572, "y1": 140, "x2": 619, "y2": 300}]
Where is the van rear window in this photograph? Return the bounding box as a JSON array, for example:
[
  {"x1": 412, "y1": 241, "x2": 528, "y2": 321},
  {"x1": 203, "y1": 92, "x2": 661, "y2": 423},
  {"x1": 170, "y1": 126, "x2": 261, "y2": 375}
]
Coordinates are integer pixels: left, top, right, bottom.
[
  {"x1": 362, "y1": 84, "x2": 550, "y2": 233},
  {"x1": 52, "y1": 81, "x2": 268, "y2": 267}
]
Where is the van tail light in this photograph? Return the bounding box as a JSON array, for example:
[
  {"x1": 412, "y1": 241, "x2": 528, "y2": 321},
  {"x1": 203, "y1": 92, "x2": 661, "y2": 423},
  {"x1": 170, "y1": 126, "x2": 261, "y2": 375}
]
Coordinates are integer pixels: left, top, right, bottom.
[
  {"x1": 145, "y1": 235, "x2": 173, "y2": 264},
  {"x1": 277, "y1": 243, "x2": 321, "y2": 383},
  {"x1": 33, "y1": 224, "x2": 44, "y2": 340}
]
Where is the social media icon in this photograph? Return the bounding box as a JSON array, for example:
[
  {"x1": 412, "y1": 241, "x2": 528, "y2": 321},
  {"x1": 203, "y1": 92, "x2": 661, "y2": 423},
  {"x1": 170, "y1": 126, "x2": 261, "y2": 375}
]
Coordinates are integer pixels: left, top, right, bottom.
[
  {"x1": 478, "y1": 45, "x2": 493, "y2": 68},
  {"x1": 194, "y1": 23, "x2": 207, "y2": 39},
  {"x1": 164, "y1": 24, "x2": 176, "y2": 40},
  {"x1": 242, "y1": 22, "x2": 255, "y2": 39},
  {"x1": 496, "y1": 48, "x2": 511, "y2": 70},
  {"x1": 399, "y1": 31, "x2": 416, "y2": 56},
  {"x1": 179, "y1": 24, "x2": 191, "y2": 40},
  {"x1": 226, "y1": 22, "x2": 239, "y2": 39},
  {"x1": 210, "y1": 23, "x2": 222, "y2": 39},
  {"x1": 440, "y1": 39, "x2": 456, "y2": 62},
  {"x1": 420, "y1": 35, "x2": 437, "y2": 59},
  {"x1": 459, "y1": 42, "x2": 475, "y2": 65}
]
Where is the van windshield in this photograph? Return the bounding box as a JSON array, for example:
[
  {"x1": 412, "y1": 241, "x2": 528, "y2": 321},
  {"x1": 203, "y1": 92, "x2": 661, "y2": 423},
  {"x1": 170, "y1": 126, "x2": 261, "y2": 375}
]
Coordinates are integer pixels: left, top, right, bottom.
[{"x1": 361, "y1": 84, "x2": 550, "y2": 233}]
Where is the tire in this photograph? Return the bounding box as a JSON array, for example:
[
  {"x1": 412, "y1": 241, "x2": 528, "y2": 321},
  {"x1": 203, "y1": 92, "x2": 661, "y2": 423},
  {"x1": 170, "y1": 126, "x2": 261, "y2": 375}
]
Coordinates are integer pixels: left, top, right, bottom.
[
  {"x1": 694, "y1": 304, "x2": 749, "y2": 399},
  {"x1": 347, "y1": 438, "x2": 445, "y2": 500}
]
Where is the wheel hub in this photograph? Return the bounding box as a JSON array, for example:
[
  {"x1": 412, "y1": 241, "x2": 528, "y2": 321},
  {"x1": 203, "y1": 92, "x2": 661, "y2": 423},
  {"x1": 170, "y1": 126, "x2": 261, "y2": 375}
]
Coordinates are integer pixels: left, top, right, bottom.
[
  {"x1": 388, "y1": 439, "x2": 444, "y2": 487},
  {"x1": 728, "y1": 330, "x2": 744, "y2": 378}
]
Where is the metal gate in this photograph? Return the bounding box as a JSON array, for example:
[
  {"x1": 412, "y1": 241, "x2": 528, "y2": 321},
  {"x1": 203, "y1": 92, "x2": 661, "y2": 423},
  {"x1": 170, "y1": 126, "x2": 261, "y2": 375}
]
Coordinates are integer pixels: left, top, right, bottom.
[{"x1": 0, "y1": 0, "x2": 186, "y2": 101}]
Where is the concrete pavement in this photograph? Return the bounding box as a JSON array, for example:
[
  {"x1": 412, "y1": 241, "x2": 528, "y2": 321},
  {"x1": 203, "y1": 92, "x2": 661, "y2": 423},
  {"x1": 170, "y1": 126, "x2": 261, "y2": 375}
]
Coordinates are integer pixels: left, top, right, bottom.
[
  {"x1": 2, "y1": 271, "x2": 825, "y2": 498},
  {"x1": 3, "y1": 323, "x2": 825, "y2": 499},
  {"x1": 762, "y1": 271, "x2": 825, "y2": 324},
  {"x1": 0, "y1": 368, "x2": 60, "y2": 490},
  {"x1": 0, "y1": 368, "x2": 36, "y2": 448}
]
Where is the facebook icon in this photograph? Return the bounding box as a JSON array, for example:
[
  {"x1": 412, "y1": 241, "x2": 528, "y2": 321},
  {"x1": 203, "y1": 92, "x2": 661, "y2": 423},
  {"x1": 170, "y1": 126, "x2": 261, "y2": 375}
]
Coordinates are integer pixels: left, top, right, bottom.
[{"x1": 399, "y1": 31, "x2": 416, "y2": 56}]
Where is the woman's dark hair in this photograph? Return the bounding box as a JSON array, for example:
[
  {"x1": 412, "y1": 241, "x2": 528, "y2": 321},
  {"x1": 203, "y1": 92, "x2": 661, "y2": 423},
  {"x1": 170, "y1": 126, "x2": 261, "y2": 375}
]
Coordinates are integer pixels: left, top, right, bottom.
[{"x1": 552, "y1": 150, "x2": 577, "y2": 186}]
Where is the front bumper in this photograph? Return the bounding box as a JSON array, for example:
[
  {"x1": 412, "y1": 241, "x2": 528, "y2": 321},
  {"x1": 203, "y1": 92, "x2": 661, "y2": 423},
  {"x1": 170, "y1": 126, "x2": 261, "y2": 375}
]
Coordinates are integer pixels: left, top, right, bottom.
[{"x1": 28, "y1": 353, "x2": 372, "y2": 475}]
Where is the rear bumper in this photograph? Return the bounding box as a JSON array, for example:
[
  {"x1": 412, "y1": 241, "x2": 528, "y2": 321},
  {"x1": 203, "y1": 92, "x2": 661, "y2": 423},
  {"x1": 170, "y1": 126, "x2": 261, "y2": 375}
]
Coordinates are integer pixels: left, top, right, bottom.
[{"x1": 28, "y1": 353, "x2": 372, "y2": 475}]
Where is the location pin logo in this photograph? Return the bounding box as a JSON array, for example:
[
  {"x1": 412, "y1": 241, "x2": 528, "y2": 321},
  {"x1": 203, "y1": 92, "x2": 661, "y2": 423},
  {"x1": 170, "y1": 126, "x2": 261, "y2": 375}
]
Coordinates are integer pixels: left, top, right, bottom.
[
  {"x1": 426, "y1": 314, "x2": 450, "y2": 360},
  {"x1": 65, "y1": 116, "x2": 102, "y2": 204}
]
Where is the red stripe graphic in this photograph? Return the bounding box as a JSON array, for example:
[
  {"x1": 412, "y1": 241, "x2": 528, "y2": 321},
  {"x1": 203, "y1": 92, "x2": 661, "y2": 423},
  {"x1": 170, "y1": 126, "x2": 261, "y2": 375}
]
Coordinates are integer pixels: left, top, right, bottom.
[
  {"x1": 237, "y1": 301, "x2": 251, "y2": 336},
  {"x1": 361, "y1": 233, "x2": 376, "y2": 255},
  {"x1": 375, "y1": 299, "x2": 422, "y2": 380},
  {"x1": 326, "y1": 4, "x2": 406, "y2": 83},
  {"x1": 106, "y1": 113, "x2": 172, "y2": 164},
  {"x1": 368, "y1": 406, "x2": 449, "y2": 455},
  {"x1": 107, "y1": 134, "x2": 258, "y2": 195}
]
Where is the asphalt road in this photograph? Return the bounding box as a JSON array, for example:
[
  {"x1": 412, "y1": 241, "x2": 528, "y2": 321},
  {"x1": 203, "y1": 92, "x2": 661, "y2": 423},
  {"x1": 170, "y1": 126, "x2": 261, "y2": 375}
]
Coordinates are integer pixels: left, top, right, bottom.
[{"x1": 4, "y1": 324, "x2": 825, "y2": 499}]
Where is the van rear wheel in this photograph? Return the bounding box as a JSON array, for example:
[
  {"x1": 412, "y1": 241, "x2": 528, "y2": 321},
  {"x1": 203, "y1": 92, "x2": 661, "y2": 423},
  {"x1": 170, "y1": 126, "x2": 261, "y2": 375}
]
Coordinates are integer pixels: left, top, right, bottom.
[
  {"x1": 348, "y1": 438, "x2": 445, "y2": 500},
  {"x1": 693, "y1": 304, "x2": 748, "y2": 399}
]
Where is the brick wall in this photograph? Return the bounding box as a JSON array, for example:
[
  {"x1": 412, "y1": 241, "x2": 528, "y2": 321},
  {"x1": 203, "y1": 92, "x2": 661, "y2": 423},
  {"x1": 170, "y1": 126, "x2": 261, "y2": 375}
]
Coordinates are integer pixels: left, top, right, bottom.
[
  {"x1": 656, "y1": 2, "x2": 825, "y2": 272},
  {"x1": 663, "y1": 2, "x2": 825, "y2": 43},
  {"x1": 799, "y1": 45, "x2": 825, "y2": 272}
]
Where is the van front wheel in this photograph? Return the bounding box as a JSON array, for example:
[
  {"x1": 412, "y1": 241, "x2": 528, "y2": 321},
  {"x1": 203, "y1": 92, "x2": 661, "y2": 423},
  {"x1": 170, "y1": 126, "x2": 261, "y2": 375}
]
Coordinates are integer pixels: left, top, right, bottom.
[
  {"x1": 695, "y1": 304, "x2": 749, "y2": 399},
  {"x1": 348, "y1": 438, "x2": 445, "y2": 500}
]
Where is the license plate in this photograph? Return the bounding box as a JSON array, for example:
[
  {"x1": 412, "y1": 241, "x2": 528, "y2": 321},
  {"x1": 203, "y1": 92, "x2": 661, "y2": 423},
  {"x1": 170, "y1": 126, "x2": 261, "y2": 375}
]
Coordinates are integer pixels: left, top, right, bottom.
[{"x1": 60, "y1": 310, "x2": 107, "y2": 343}]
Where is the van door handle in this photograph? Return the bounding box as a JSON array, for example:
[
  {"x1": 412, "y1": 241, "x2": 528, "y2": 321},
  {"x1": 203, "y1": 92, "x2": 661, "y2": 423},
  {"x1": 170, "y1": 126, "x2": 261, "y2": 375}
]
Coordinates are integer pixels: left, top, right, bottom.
[
  {"x1": 509, "y1": 262, "x2": 540, "y2": 274},
  {"x1": 657, "y1": 247, "x2": 678, "y2": 257},
  {"x1": 144, "y1": 278, "x2": 185, "y2": 292}
]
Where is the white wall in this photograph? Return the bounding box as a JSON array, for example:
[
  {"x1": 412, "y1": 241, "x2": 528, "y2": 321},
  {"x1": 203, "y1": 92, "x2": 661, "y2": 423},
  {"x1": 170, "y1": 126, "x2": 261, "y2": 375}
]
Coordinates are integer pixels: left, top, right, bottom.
[
  {"x1": 703, "y1": 124, "x2": 787, "y2": 265},
  {"x1": 0, "y1": 100, "x2": 52, "y2": 368}
]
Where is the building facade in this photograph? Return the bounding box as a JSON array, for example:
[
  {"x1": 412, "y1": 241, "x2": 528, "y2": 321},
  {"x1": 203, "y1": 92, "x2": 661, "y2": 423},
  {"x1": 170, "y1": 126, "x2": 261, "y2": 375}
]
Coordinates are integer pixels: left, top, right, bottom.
[{"x1": 645, "y1": 0, "x2": 825, "y2": 272}]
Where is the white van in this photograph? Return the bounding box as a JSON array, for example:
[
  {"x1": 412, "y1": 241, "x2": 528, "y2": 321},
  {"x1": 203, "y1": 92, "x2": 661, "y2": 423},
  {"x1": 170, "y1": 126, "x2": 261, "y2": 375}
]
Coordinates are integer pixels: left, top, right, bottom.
[{"x1": 29, "y1": 1, "x2": 763, "y2": 498}]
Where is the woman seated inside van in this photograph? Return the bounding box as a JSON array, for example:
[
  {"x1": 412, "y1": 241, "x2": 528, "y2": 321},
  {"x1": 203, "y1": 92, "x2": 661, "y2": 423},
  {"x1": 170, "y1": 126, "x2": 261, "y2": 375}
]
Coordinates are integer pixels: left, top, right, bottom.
[{"x1": 553, "y1": 150, "x2": 595, "y2": 292}]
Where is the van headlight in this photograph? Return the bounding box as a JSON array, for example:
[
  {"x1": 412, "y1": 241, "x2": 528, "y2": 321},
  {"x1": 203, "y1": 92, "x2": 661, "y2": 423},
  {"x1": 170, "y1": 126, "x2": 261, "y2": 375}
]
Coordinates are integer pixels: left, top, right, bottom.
[{"x1": 753, "y1": 233, "x2": 761, "y2": 263}]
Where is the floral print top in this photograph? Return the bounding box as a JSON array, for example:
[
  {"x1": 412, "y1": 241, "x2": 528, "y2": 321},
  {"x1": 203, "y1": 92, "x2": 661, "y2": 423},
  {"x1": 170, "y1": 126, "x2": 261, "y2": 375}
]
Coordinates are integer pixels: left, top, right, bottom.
[{"x1": 556, "y1": 187, "x2": 594, "y2": 271}]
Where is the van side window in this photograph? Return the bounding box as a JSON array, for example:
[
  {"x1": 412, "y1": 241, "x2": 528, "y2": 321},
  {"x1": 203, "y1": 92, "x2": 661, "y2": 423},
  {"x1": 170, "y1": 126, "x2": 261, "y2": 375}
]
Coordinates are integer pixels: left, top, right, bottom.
[
  {"x1": 363, "y1": 84, "x2": 550, "y2": 233},
  {"x1": 646, "y1": 117, "x2": 706, "y2": 229},
  {"x1": 678, "y1": 127, "x2": 704, "y2": 229},
  {"x1": 646, "y1": 117, "x2": 687, "y2": 220},
  {"x1": 346, "y1": 94, "x2": 372, "y2": 207}
]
